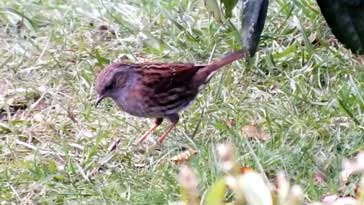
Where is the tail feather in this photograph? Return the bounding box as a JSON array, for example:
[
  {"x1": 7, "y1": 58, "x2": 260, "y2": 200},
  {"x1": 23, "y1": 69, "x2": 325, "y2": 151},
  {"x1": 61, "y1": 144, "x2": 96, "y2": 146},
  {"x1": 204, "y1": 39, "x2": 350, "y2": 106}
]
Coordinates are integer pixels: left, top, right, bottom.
[{"x1": 193, "y1": 50, "x2": 247, "y2": 85}]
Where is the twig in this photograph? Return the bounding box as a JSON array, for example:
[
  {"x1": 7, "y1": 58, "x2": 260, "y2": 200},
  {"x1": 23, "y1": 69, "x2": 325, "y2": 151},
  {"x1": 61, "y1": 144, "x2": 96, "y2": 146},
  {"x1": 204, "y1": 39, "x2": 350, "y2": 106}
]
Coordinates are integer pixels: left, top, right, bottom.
[{"x1": 8, "y1": 183, "x2": 24, "y2": 205}]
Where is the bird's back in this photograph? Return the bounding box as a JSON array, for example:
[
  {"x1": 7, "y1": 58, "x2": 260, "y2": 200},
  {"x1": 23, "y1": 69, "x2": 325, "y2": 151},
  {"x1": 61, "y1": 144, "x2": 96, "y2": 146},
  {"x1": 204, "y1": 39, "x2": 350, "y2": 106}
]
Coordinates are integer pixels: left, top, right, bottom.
[{"x1": 128, "y1": 63, "x2": 206, "y2": 117}]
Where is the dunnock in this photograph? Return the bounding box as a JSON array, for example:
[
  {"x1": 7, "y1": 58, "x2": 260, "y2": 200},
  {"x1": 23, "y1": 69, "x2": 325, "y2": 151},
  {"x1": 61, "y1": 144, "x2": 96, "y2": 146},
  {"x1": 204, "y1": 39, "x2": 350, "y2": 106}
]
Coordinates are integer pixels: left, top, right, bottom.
[{"x1": 95, "y1": 50, "x2": 246, "y2": 144}]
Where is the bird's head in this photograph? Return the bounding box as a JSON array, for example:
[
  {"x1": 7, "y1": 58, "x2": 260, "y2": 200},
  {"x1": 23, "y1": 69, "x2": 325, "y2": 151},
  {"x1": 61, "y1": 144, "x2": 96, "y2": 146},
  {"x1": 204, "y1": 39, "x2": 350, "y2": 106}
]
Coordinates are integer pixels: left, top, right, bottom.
[{"x1": 95, "y1": 63, "x2": 129, "y2": 107}]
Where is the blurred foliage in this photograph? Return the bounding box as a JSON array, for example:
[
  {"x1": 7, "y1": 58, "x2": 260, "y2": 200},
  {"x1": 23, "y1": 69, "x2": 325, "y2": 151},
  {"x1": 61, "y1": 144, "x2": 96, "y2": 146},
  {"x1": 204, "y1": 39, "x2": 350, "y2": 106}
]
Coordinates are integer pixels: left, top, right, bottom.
[{"x1": 178, "y1": 144, "x2": 364, "y2": 205}]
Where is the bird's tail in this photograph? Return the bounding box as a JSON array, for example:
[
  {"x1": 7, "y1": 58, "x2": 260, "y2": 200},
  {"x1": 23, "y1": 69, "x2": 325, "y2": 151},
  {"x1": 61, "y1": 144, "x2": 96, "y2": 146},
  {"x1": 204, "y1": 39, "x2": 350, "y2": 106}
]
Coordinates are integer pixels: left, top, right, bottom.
[{"x1": 193, "y1": 50, "x2": 247, "y2": 85}]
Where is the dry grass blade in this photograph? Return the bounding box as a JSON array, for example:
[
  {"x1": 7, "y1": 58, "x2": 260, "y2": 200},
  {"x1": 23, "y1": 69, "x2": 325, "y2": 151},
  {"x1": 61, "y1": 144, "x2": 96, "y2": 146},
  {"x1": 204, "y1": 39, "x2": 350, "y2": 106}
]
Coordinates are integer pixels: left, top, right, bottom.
[
  {"x1": 241, "y1": 124, "x2": 270, "y2": 140},
  {"x1": 170, "y1": 148, "x2": 198, "y2": 164}
]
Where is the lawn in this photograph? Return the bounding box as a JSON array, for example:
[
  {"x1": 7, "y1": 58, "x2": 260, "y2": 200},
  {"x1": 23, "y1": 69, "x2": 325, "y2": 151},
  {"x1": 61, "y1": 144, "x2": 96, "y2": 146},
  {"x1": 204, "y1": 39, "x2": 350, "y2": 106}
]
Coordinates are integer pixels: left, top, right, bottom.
[{"x1": 1, "y1": 0, "x2": 364, "y2": 204}]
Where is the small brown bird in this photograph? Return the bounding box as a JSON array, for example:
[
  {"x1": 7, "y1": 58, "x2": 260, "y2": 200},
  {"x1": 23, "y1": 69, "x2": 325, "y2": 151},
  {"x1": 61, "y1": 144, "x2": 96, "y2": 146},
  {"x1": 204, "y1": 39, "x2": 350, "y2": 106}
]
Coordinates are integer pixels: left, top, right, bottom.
[{"x1": 95, "y1": 50, "x2": 246, "y2": 144}]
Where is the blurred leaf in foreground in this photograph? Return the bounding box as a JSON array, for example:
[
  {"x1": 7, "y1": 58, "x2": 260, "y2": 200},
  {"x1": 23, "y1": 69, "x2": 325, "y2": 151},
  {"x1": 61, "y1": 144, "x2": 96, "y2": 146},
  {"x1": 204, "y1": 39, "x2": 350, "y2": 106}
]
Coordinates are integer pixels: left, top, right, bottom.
[{"x1": 241, "y1": 0, "x2": 268, "y2": 56}]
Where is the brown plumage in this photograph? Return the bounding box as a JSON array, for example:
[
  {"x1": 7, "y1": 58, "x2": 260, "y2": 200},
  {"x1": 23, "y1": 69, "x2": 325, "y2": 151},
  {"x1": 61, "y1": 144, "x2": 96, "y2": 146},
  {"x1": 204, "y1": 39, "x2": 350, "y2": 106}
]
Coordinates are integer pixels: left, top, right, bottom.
[{"x1": 95, "y1": 50, "x2": 246, "y2": 144}]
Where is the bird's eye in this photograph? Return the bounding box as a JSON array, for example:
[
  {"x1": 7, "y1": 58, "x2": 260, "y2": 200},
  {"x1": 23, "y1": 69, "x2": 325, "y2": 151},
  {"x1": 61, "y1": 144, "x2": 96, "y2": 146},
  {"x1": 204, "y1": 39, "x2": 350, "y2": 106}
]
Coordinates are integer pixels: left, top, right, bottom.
[
  {"x1": 105, "y1": 84, "x2": 113, "y2": 90},
  {"x1": 103, "y1": 83, "x2": 114, "y2": 94}
]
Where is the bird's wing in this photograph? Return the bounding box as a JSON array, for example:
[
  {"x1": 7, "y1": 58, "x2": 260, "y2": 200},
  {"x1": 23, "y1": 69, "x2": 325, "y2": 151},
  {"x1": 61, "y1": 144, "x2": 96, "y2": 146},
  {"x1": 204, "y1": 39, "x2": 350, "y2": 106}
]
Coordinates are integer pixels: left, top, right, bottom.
[
  {"x1": 129, "y1": 63, "x2": 205, "y2": 115},
  {"x1": 139, "y1": 63, "x2": 205, "y2": 93}
]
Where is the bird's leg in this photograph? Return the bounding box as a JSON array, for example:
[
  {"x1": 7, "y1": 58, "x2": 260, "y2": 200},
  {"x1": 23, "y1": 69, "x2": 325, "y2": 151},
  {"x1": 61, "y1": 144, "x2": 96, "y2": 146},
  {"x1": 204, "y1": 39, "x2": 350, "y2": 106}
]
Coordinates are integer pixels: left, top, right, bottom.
[
  {"x1": 136, "y1": 118, "x2": 163, "y2": 144},
  {"x1": 158, "y1": 114, "x2": 179, "y2": 143}
]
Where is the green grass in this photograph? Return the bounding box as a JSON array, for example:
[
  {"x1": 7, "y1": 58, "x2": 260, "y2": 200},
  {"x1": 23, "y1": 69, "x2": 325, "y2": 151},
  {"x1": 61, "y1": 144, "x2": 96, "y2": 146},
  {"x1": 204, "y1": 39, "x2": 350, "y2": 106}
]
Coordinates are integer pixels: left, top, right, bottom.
[{"x1": 1, "y1": 0, "x2": 364, "y2": 204}]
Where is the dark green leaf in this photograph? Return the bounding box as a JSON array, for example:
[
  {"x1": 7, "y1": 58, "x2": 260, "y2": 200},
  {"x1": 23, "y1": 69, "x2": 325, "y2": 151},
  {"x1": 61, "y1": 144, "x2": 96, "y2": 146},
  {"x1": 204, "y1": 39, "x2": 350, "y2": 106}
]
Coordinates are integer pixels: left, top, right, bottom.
[
  {"x1": 241, "y1": 0, "x2": 269, "y2": 56},
  {"x1": 317, "y1": 0, "x2": 364, "y2": 54}
]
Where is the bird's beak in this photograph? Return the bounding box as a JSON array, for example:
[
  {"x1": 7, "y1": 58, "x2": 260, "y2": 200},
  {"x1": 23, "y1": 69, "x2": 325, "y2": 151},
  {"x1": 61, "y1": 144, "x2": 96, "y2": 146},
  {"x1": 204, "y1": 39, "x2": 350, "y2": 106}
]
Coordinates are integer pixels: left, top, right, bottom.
[{"x1": 95, "y1": 95, "x2": 105, "y2": 107}]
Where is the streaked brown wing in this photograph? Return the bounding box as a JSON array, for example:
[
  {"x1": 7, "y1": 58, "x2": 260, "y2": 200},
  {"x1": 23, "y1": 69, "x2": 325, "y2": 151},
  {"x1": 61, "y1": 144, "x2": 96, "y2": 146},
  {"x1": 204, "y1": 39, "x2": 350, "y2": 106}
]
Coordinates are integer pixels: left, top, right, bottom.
[
  {"x1": 140, "y1": 63, "x2": 205, "y2": 93},
  {"x1": 136, "y1": 63, "x2": 206, "y2": 115}
]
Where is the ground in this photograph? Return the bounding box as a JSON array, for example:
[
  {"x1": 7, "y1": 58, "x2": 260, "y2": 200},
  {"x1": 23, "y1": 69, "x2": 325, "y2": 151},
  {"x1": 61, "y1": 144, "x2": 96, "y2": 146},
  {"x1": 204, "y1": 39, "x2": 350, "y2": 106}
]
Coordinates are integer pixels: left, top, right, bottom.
[{"x1": 1, "y1": 0, "x2": 364, "y2": 204}]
